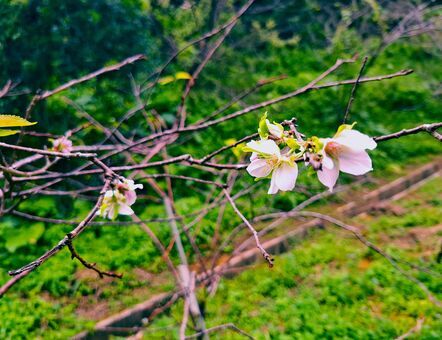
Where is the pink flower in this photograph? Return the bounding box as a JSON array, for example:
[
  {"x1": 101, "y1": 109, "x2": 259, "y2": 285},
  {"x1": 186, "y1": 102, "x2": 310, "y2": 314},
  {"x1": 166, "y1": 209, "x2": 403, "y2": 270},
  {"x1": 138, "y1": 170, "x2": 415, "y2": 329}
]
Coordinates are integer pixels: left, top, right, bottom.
[
  {"x1": 245, "y1": 139, "x2": 298, "y2": 194},
  {"x1": 97, "y1": 190, "x2": 134, "y2": 220},
  {"x1": 52, "y1": 136, "x2": 73, "y2": 153},
  {"x1": 317, "y1": 129, "x2": 377, "y2": 191},
  {"x1": 115, "y1": 179, "x2": 144, "y2": 205},
  {"x1": 96, "y1": 178, "x2": 143, "y2": 220}
]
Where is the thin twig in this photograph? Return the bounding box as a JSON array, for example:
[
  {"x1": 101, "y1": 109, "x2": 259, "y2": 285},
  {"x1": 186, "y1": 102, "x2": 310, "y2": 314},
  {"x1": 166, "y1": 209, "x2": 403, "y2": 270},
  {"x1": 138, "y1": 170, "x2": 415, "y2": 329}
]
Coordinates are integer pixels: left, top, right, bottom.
[
  {"x1": 343, "y1": 56, "x2": 368, "y2": 123},
  {"x1": 185, "y1": 323, "x2": 255, "y2": 339},
  {"x1": 297, "y1": 211, "x2": 442, "y2": 308},
  {"x1": 374, "y1": 122, "x2": 442, "y2": 142},
  {"x1": 66, "y1": 239, "x2": 123, "y2": 279},
  {"x1": 37, "y1": 54, "x2": 146, "y2": 100},
  {"x1": 223, "y1": 189, "x2": 274, "y2": 267}
]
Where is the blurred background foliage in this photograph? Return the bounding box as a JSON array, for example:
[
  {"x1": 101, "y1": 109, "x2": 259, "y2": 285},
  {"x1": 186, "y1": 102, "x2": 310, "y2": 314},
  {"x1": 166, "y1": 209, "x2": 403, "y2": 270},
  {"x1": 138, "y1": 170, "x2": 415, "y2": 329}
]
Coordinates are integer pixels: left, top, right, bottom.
[{"x1": 0, "y1": 0, "x2": 441, "y2": 338}]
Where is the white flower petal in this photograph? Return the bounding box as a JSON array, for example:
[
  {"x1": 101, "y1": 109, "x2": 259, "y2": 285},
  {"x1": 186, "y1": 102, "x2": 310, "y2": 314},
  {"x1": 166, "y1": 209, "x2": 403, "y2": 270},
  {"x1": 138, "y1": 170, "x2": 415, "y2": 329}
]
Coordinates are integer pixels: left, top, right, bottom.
[
  {"x1": 119, "y1": 204, "x2": 134, "y2": 215},
  {"x1": 104, "y1": 190, "x2": 114, "y2": 198},
  {"x1": 322, "y1": 153, "x2": 334, "y2": 170},
  {"x1": 246, "y1": 139, "x2": 280, "y2": 156},
  {"x1": 266, "y1": 119, "x2": 283, "y2": 138},
  {"x1": 335, "y1": 129, "x2": 377, "y2": 151},
  {"x1": 106, "y1": 205, "x2": 116, "y2": 220},
  {"x1": 247, "y1": 159, "x2": 272, "y2": 178},
  {"x1": 317, "y1": 161, "x2": 340, "y2": 191},
  {"x1": 338, "y1": 149, "x2": 373, "y2": 175},
  {"x1": 250, "y1": 152, "x2": 258, "y2": 161},
  {"x1": 125, "y1": 191, "x2": 137, "y2": 206},
  {"x1": 273, "y1": 162, "x2": 298, "y2": 192},
  {"x1": 268, "y1": 172, "x2": 279, "y2": 194}
]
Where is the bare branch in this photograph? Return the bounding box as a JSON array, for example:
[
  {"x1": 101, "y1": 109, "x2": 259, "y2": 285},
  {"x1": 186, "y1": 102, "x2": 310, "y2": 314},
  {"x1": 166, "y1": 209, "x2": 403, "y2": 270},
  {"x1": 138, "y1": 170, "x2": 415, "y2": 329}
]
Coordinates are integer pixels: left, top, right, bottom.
[
  {"x1": 185, "y1": 323, "x2": 254, "y2": 339},
  {"x1": 66, "y1": 239, "x2": 123, "y2": 279},
  {"x1": 343, "y1": 56, "x2": 368, "y2": 123},
  {"x1": 223, "y1": 189, "x2": 274, "y2": 267},
  {"x1": 37, "y1": 54, "x2": 146, "y2": 100},
  {"x1": 297, "y1": 211, "x2": 442, "y2": 308},
  {"x1": 374, "y1": 122, "x2": 442, "y2": 142}
]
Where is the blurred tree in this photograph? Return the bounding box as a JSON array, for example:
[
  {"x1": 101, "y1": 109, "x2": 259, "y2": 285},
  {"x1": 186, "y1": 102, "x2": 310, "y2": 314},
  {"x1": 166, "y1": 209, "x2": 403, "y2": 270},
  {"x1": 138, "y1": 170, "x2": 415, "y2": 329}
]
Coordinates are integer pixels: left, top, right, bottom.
[{"x1": 0, "y1": 0, "x2": 155, "y2": 89}]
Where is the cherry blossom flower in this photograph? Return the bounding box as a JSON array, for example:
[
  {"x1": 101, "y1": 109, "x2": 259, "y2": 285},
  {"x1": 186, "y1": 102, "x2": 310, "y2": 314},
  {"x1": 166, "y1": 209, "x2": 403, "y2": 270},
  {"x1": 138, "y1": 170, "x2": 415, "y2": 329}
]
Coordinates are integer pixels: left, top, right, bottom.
[
  {"x1": 97, "y1": 190, "x2": 134, "y2": 220},
  {"x1": 317, "y1": 127, "x2": 377, "y2": 191},
  {"x1": 96, "y1": 178, "x2": 143, "y2": 220},
  {"x1": 245, "y1": 139, "x2": 298, "y2": 194},
  {"x1": 52, "y1": 136, "x2": 73, "y2": 153},
  {"x1": 115, "y1": 178, "x2": 144, "y2": 205}
]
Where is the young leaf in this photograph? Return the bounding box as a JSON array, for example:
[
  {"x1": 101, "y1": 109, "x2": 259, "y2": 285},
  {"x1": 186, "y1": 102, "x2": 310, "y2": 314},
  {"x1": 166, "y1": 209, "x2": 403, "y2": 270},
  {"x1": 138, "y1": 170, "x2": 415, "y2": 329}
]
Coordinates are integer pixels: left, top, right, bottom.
[
  {"x1": 0, "y1": 129, "x2": 19, "y2": 137},
  {"x1": 334, "y1": 122, "x2": 357, "y2": 137},
  {"x1": 0, "y1": 115, "x2": 36, "y2": 127},
  {"x1": 175, "y1": 71, "x2": 192, "y2": 80},
  {"x1": 258, "y1": 112, "x2": 269, "y2": 139},
  {"x1": 158, "y1": 75, "x2": 175, "y2": 85}
]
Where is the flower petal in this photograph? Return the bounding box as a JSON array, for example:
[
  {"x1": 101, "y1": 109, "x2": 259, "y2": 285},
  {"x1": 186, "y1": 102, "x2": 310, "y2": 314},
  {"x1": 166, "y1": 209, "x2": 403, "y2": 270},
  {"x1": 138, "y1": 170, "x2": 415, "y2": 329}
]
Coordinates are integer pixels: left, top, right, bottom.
[
  {"x1": 125, "y1": 190, "x2": 137, "y2": 206},
  {"x1": 266, "y1": 119, "x2": 283, "y2": 138},
  {"x1": 247, "y1": 159, "x2": 272, "y2": 178},
  {"x1": 246, "y1": 139, "x2": 280, "y2": 156},
  {"x1": 338, "y1": 149, "x2": 373, "y2": 175},
  {"x1": 317, "y1": 160, "x2": 339, "y2": 191},
  {"x1": 119, "y1": 204, "x2": 134, "y2": 215},
  {"x1": 335, "y1": 129, "x2": 377, "y2": 151},
  {"x1": 322, "y1": 153, "x2": 334, "y2": 170},
  {"x1": 250, "y1": 152, "x2": 258, "y2": 161},
  {"x1": 273, "y1": 162, "x2": 298, "y2": 192},
  {"x1": 267, "y1": 172, "x2": 279, "y2": 194}
]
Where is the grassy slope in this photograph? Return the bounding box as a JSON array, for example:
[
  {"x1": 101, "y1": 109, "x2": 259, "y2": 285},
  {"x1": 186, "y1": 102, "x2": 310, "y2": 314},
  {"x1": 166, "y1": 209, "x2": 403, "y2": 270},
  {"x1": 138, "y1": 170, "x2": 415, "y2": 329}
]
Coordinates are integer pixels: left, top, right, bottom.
[{"x1": 148, "y1": 177, "x2": 442, "y2": 339}]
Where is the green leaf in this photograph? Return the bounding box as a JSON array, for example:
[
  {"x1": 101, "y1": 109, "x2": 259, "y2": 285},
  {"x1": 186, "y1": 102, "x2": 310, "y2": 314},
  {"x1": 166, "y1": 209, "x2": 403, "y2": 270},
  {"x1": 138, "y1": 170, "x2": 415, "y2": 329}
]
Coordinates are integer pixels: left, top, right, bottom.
[
  {"x1": 175, "y1": 71, "x2": 192, "y2": 80},
  {"x1": 158, "y1": 75, "x2": 175, "y2": 85},
  {"x1": 0, "y1": 115, "x2": 37, "y2": 128},
  {"x1": 334, "y1": 122, "x2": 357, "y2": 137},
  {"x1": 3, "y1": 222, "x2": 45, "y2": 253},
  {"x1": 0, "y1": 129, "x2": 20, "y2": 137},
  {"x1": 258, "y1": 112, "x2": 269, "y2": 139},
  {"x1": 159, "y1": 71, "x2": 192, "y2": 85}
]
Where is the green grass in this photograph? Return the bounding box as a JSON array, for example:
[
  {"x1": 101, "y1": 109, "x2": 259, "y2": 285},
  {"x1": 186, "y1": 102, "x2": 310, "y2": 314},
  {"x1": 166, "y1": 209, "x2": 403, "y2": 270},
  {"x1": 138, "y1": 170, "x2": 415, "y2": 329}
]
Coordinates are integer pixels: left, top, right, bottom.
[{"x1": 146, "y1": 177, "x2": 442, "y2": 339}]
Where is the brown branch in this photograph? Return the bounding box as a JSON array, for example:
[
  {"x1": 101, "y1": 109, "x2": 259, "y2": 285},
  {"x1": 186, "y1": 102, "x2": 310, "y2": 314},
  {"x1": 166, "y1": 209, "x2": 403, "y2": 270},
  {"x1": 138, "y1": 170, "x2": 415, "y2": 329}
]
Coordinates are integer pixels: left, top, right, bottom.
[
  {"x1": 0, "y1": 270, "x2": 30, "y2": 298},
  {"x1": 343, "y1": 56, "x2": 368, "y2": 123},
  {"x1": 176, "y1": 0, "x2": 256, "y2": 127},
  {"x1": 195, "y1": 75, "x2": 287, "y2": 125},
  {"x1": 37, "y1": 54, "x2": 146, "y2": 100},
  {"x1": 6, "y1": 178, "x2": 112, "y2": 279},
  {"x1": 374, "y1": 122, "x2": 442, "y2": 142},
  {"x1": 185, "y1": 323, "x2": 254, "y2": 340},
  {"x1": 200, "y1": 133, "x2": 258, "y2": 163},
  {"x1": 395, "y1": 318, "x2": 425, "y2": 340},
  {"x1": 137, "y1": 173, "x2": 227, "y2": 189},
  {"x1": 140, "y1": 0, "x2": 256, "y2": 94},
  {"x1": 132, "y1": 214, "x2": 181, "y2": 284},
  {"x1": 0, "y1": 141, "x2": 96, "y2": 159},
  {"x1": 297, "y1": 211, "x2": 442, "y2": 308},
  {"x1": 86, "y1": 67, "x2": 412, "y2": 161},
  {"x1": 223, "y1": 189, "x2": 274, "y2": 267},
  {"x1": 66, "y1": 238, "x2": 123, "y2": 279},
  {"x1": 0, "y1": 80, "x2": 12, "y2": 98}
]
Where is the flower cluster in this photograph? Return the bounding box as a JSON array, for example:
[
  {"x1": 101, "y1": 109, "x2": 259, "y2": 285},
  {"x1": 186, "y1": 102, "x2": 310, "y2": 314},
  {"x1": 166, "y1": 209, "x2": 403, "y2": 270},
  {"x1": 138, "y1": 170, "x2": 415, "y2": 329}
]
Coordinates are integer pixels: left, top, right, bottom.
[
  {"x1": 244, "y1": 114, "x2": 377, "y2": 193},
  {"x1": 96, "y1": 178, "x2": 143, "y2": 220}
]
